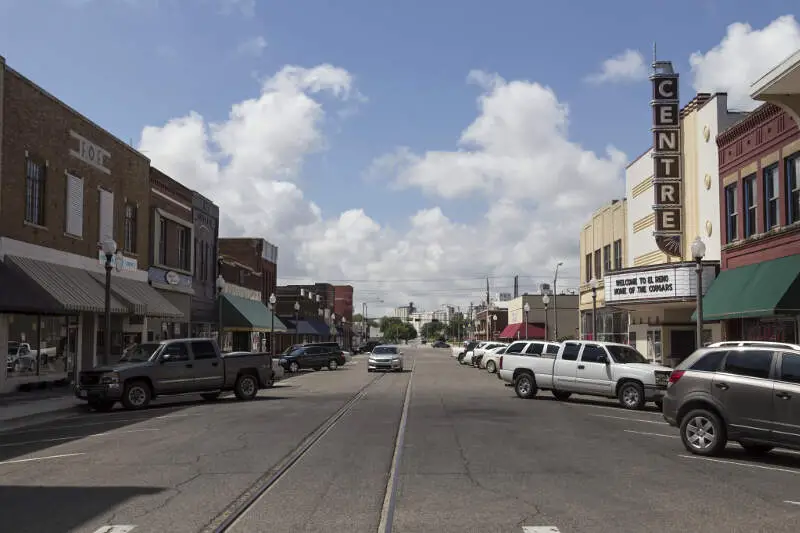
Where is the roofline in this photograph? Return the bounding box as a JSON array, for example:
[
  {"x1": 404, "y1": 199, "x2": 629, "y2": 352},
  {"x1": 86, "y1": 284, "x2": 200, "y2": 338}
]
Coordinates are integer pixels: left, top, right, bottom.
[{"x1": 750, "y1": 48, "x2": 800, "y2": 96}]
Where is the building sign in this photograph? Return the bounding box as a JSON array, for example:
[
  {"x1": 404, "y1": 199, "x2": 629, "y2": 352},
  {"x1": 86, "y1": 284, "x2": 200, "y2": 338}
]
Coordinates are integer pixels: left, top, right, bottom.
[
  {"x1": 650, "y1": 60, "x2": 682, "y2": 258},
  {"x1": 70, "y1": 130, "x2": 111, "y2": 174},
  {"x1": 604, "y1": 264, "x2": 717, "y2": 303},
  {"x1": 148, "y1": 267, "x2": 192, "y2": 290},
  {"x1": 98, "y1": 251, "x2": 138, "y2": 271}
]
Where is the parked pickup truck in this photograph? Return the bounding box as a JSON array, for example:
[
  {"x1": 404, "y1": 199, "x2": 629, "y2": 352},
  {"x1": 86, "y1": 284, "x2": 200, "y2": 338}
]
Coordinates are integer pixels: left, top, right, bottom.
[
  {"x1": 498, "y1": 340, "x2": 673, "y2": 410},
  {"x1": 76, "y1": 338, "x2": 274, "y2": 411}
]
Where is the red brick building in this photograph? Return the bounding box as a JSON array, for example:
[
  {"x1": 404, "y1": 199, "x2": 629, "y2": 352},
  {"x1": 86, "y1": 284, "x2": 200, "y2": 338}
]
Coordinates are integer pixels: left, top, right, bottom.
[
  {"x1": 699, "y1": 103, "x2": 800, "y2": 342},
  {"x1": 333, "y1": 285, "x2": 354, "y2": 321},
  {"x1": 0, "y1": 55, "x2": 181, "y2": 391}
]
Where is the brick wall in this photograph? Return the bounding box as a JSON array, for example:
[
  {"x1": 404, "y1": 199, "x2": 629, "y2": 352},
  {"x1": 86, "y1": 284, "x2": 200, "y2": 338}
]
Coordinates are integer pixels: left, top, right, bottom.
[
  {"x1": 1, "y1": 63, "x2": 150, "y2": 261},
  {"x1": 334, "y1": 285, "x2": 354, "y2": 320},
  {"x1": 149, "y1": 167, "x2": 193, "y2": 272},
  {"x1": 219, "y1": 237, "x2": 277, "y2": 305}
]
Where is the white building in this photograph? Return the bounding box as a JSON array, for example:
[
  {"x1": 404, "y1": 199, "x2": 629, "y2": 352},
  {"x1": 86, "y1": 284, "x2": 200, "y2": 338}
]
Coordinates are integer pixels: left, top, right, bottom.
[{"x1": 616, "y1": 92, "x2": 746, "y2": 365}]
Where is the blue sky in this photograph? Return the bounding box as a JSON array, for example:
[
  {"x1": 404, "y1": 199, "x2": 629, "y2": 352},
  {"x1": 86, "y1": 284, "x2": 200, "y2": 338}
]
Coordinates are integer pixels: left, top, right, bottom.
[{"x1": 2, "y1": 0, "x2": 799, "y2": 309}]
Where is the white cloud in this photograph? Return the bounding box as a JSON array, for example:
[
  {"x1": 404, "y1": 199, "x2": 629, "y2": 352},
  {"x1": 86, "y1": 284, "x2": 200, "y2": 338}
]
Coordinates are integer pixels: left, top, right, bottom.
[
  {"x1": 237, "y1": 36, "x2": 267, "y2": 57},
  {"x1": 690, "y1": 15, "x2": 800, "y2": 111},
  {"x1": 585, "y1": 49, "x2": 648, "y2": 84},
  {"x1": 140, "y1": 64, "x2": 611, "y2": 314},
  {"x1": 219, "y1": 0, "x2": 255, "y2": 17}
]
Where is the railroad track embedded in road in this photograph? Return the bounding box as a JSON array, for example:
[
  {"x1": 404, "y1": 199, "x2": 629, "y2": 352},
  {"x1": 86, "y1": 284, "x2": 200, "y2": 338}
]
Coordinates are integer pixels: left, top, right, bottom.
[{"x1": 200, "y1": 358, "x2": 416, "y2": 533}]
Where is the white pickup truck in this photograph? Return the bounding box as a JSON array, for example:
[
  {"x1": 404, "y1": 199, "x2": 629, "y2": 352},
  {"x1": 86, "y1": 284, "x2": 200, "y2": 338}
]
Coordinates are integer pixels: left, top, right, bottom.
[{"x1": 498, "y1": 340, "x2": 673, "y2": 410}]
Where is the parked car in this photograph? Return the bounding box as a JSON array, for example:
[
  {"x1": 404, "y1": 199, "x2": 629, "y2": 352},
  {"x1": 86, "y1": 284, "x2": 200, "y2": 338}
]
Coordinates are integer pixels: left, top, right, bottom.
[
  {"x1": 453, "y1": 340, "x2": 478, "y2": 359},
  {"x1": 663, "y1": 346, "x2": 800, "y2": 457},
  {"x1": 471, "y1": 342, "x2": 507, "y2": 367},
  {"x1": 432, "y1": 341, "x2": 450, "y2": 348},
  {"x1": 367, "y1": 345, "x2": 405, "y2": 372},
  {"x1": 355, "y1": 340, "x2": 381, "y2": 354},
  {"x1": 279, "y1": 344, "x2": 346, "y2": 373},
  {"x1": 76, "y1": 338, "x2": 274, "y2": 411},
  {"x1": 481, "y1": 345, "x2": 508, "y2": 373},
  {"x1": 499, "y1": 340, "x2": 671, "y2": 410}
]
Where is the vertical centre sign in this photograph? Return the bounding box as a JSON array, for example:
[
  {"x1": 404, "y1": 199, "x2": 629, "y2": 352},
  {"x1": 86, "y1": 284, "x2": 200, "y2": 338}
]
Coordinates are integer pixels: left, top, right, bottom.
[{"x1": 650, "y1": 60, "x2": 682, "y2": 258}]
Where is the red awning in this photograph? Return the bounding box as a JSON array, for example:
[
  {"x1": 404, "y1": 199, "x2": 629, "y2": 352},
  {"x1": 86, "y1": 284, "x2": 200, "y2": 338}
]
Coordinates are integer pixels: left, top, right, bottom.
[{"x1": 498, "y1": 322, "x2": 546, "y2": 340}]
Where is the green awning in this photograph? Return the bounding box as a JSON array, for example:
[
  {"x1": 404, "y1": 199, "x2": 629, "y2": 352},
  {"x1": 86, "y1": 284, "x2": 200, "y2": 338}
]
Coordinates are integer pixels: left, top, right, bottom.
[
  {"x1": 692, "y1": 254, "x2": 800, "y2": 321},
  {"x1": 221, "y1": 294, "x2": 287, "y2": 332}
]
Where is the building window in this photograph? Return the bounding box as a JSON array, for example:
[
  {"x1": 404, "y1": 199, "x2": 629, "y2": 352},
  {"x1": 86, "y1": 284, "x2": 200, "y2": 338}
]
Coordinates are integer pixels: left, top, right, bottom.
[
  {"x1": 612, "y1": 239, "x2": 622, "y2": 270},
  {"x1": 159, "y1": 216, "x2": 168, "y2": 265},
  {"x1": 593, "y1": 249, "x2": 601, "y2": 280},
  {"x1": 585, "y1": 253, "x2": 592, "y2": 283},
  {"x1": 65, "y1": 173, "x2": 84, "y2": 237},
  {"x1": 743, "y1": 174, "x2": 757, "y2": 238},
  {"x1": 788, "y1": 154, "x2": 800, "y2": 225},
  {"x1": 763, "y1": 164, "x2": 779, "y2": 231},
  {"x1": 177, "y1": 226, "x2": 191, "y2": 271},
  {"x1": 25, "y1": 157, "x2": 46, "y2": 226},
  {"x1": 123, "y1": 204, "x2": 137, "y2": 253},
  {"x1": 725, "y1": 183, "x2": 738, "y2": 243}
]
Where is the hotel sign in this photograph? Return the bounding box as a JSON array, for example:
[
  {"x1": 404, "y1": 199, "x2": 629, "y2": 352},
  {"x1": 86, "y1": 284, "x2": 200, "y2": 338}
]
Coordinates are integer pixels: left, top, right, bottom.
[{"x1": 650, "y1": 61, "x2": 682, "y2": 258}]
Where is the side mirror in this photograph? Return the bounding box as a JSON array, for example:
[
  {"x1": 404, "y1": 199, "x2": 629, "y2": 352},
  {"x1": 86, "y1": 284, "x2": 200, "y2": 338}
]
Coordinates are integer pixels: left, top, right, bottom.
[{"x1": 160, "y1": 353, "x2": 173, "y2": 363}]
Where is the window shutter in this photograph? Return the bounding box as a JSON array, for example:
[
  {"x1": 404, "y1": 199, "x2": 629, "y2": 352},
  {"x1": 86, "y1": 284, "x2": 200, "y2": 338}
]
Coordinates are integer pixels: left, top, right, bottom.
[
  {"x1": 65, "y1": 174, "x2": 84, "y2": 237},
  {"x1": 99, "y1": 189, "x2": 114, "y2": 242}
]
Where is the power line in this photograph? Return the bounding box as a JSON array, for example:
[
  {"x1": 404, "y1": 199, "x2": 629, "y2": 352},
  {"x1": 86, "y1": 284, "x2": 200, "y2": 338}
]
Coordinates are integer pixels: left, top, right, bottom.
[{"x1": 277, "y1": 274, "x2": 580, "y2": 283}]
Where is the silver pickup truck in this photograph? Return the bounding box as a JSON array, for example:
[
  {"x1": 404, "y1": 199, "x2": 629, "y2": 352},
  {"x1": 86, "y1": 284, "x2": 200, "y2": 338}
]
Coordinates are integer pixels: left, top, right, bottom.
[{"x1": 76, "y1": 338, "x2": 274, "y2": 411}]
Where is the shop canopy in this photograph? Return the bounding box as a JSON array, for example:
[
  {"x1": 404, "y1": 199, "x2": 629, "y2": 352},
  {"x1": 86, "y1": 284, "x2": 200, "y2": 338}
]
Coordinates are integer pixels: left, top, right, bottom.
[
  {"x1": 221, "y1": 293, "x2": 287, "y2": 333},
  {"x1": 307, "y1": 318, "x2": 333, "y2": 336},
  {"x1": 692, "y1": 254, "x2": 800, "y2": 322},
  {"x1": 284, "y1": 318, "x2": 329, "y2": 336},
  {"x1": 498, "y1": 322, "x2": 546, "y2": 340}
]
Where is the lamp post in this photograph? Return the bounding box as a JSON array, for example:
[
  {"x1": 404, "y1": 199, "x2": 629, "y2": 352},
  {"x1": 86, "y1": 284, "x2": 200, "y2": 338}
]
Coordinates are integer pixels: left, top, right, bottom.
[
  {"x1": 589, "y1": 277, "x2": 599, "y2": 341},
  {"x1": 691, "y1": 236, "x2": 707, "y2": 350},
  {"x1": 553, "y1": 261, "x2": 563, "y2": 340},
  {"x1": 523, "y1": 302, "x2": 530, "y2": 340},
  {"x1": 101, "y1": 239, "x2": 117, "y2": 365},
  {"x1": 491, "y1": 314, "x2": 497, "y2": 340},
  {"x1": 269, "y1": 293, "x2": 277, "y2": 358},
  {"x1": 216, "y1": 274, "x2": 226, "y2": 350},
  {"x1": 542, "y1": 293, "x2": 550, "y2": 341},
  {"x1": 331, "y1": 313, "x2": 337, "y2": 342},
  {"x1": 293, "y1": 301, "x2": 300, "y2": 345}
]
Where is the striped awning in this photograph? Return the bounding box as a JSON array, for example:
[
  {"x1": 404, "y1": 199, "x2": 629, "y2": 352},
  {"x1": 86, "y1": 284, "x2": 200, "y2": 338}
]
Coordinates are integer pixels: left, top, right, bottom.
[
  {"x1": 89, "y1": 272, "x2": 184, "y2": 318},
  {"x1": 5, "y1": 255, "x2": 128, "y2": 314}
]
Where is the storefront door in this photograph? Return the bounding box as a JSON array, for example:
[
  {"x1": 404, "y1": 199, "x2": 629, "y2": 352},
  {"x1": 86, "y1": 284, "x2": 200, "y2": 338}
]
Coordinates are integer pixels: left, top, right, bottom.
[{"x1": 670, "y1": 329, "x2": 695, "y2": 366}]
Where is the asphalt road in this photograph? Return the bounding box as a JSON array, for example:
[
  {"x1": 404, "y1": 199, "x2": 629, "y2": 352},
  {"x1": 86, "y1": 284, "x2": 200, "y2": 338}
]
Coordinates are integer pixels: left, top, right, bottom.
[{"x1": 1, "y1": 345, "x2": 799, "y2": 533}]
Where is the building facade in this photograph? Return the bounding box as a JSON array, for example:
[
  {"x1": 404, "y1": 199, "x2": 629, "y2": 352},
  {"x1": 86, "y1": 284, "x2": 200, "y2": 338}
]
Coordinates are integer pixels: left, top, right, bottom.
[
  {"x1": 505, "y1": 293, "x2": 579, "y2": 341},
  {"x1": 697, "y1": 102, "x2": 800, "y2": 342},
  {"x1": 190, "y1": 191, "x2": 219, "y2": 338},
  {"x1": 579, "y1": 199, "x2": 628, "y2": 342},
  {"x1": 148, "y1": 168, "x2": 194, "y2": 340},
  {"x1": 0, "y1": 57, "x2": 181, "y2": 392},
  {"x1": 619, "y1": 91, "x2": 745, "y2": 365}
]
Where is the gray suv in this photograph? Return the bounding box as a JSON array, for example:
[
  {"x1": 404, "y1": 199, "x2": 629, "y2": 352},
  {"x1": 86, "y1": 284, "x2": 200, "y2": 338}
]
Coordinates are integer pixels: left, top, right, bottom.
[{"x1": 663, "y1": 346, "x2": 800, "y2": 456}]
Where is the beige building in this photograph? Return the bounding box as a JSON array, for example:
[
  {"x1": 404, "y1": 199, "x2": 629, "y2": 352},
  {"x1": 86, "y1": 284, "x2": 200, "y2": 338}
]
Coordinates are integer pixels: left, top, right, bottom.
[
  {"x1": 503, "y1": 293, "x2": 579, "y2": 341},
  {"x1": 578, "y1": 199, "x2": 628, "y2": 342}
]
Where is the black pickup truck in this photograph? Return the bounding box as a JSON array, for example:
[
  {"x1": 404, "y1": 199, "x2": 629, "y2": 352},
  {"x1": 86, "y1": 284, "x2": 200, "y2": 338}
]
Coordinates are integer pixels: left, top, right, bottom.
[{"x1": 76, "y1": 338, "x2": 274, "y2": 411}]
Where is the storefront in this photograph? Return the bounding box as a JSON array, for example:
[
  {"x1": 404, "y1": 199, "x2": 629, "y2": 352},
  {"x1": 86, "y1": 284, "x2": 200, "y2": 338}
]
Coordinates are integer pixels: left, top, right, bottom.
[
  {"x1": 498, "y1": 323, "x2": 546, "y2": 341},
  {"x1": 604, "y1": 262, "x2": 719, "y2": 366},
  {"x1": 148, "y1": 266, "x2": 194, "y2": 340},
  {"x1": 219, "y1": 293, "x2": 287, "y2": 353}
]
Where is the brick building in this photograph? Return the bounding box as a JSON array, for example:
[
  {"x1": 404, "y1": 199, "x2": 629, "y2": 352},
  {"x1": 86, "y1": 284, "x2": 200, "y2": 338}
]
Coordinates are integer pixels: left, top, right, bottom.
[
  {"x1": 0, "y1": 56, "x2": 181, "y2": 392},
  {"x1": 697, "y1": 102, "x2": 800, "y2": 343},
  {"x1": 218, "y1": 237, "x2": 278, "y2": 305},
  {"x1": 333, "y1": 285, "x2": 354, "y2": 320},
  {"x1": 190, "y1": 191, "x2": 219, "y2": 337}
]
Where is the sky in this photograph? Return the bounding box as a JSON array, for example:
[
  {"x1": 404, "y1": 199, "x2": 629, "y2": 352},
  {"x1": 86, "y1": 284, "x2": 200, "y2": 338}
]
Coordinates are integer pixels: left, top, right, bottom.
[{"x1": 2, "y1": 0, "x2": 800, "y2": 316}]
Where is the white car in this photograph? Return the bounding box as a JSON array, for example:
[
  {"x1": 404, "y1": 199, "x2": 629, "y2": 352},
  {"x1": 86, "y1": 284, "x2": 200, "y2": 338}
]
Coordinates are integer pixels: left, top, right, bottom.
[
  {"x1": 460, "y1": 341, "x2": 488, "y2": 365},
  {"x1": 481, "y1": 345, "x2": 507, "y2": 373},
  {"x1": 367, "y1": 345, "x2": 404, "y2": 372},
  {"x1": 471, "y1": 342, "x2": 507, "y2": 367}
]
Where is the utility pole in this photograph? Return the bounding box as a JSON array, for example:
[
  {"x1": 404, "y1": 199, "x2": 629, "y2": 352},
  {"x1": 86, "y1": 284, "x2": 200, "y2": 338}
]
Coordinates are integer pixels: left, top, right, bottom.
[
  {"x1": 554, "y1": 262, "x2": 563, "y2": 341},
  {"x1": 513, "y1": 275, "x2": 519, "y2": 298},
  {"x1": 486, "y1": 277, "x2": 490, "y2": 341}
]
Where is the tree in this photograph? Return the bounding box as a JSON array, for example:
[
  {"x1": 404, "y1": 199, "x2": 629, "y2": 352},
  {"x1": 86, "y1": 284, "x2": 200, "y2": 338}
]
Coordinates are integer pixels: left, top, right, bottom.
[
  {"x1": 378, "y1": 317, "x2": 417, "y2": 343},
  {"x1": 420, "y1": 321, "x2": 445, "y2": 340},
  {"x1": 445, "y1": 313, "x2": 470, "y2": 339}
]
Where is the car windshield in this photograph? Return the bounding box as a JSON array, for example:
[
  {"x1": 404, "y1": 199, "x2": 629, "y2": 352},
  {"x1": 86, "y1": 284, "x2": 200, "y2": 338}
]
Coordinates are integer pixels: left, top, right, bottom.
[
  {"x1": 373, "y1": 346, "x2": 397, "y2": 354},
  {"x1": 119, "y1": 343, "x2": 161, "y2": 363},
  {"x1": 288, "y1": 348, "x2": 306, "y2": 357},
  {"x1": 607, "y1": 345, "x2": 649, "y2": 364}
]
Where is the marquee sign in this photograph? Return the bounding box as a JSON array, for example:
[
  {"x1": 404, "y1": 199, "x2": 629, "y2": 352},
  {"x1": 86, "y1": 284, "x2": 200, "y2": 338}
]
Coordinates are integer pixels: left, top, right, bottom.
[
  {"x1": 650, "y1": 60, "x2": 682, "y2": 258},
  {"x1": 604, "y1": 264, "x2": 717, "y2": 303}
]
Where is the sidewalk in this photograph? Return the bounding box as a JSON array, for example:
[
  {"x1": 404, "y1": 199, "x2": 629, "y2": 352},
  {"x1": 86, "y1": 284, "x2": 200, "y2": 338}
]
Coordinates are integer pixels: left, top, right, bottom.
[{"x1": 0, "y1": 386, "x2": 84, "y2": 429}]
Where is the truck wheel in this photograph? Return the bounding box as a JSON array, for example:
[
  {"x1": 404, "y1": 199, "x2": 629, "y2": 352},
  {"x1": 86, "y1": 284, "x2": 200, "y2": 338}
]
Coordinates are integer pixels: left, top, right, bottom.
[
  {"x1": 121, "y1": 380, "x2": 152, "y2": 410},
  {"x1": 328, "y1": 359, "x2": 338, "y2": 371},
  {"x1": 514, "y1": 373, "x2": 537, "y2": 399},
  {"x1": 234, "y1": 373, "x2": 258, "y2": 401},
  {"x1": 552, "y1": 390, "x2": 571, "y2": 401},
  {"x1": 89, "y1": 400, "x2": 115, "y2": 412},
  {"x1": 201, "y1": 392, "x2": 221, "y2": 401},
  {"x1": 618, "y1": 381, "x2": 645, "y2": 410}
]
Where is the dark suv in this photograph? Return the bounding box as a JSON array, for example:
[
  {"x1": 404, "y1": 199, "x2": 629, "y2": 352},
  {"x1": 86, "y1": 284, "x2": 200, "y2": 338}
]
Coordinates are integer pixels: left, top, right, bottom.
[
  {"x1": 279, "y1": 344, "x2": 346, "y2": 373},
  {"x1": 663, "y1": 346, "x2": 800, "y2": 457}
]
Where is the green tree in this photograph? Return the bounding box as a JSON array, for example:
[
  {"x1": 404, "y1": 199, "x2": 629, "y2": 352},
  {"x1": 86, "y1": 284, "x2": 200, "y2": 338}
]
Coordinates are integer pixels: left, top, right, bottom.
[
  {"x1": 445, "y1": 313, "x2": 470, "y2": 339},
  {"x1": 402, "y1": 323, "x2": 418, "y2": 340},
  {"x1": 420, "y1": 321, "x2": 445, "y2": 340}
]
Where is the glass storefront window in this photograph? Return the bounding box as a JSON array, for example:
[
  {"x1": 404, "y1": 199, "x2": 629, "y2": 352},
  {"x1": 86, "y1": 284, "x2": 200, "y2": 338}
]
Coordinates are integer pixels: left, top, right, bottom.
[{"x1": 6, "y1": 314, "x2": 76, "y2": 382}]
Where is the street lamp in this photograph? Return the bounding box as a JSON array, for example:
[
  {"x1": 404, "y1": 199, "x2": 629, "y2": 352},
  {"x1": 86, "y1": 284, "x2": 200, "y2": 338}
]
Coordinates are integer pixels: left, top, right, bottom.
[
  {"x1": 491, "y1": 314, "x2": 497, "y2": 340},
  {"x1": 554, "y1": 261, "x2": 563, "y2": 339},
  {"x1": 293, "y1": 301, "x2": 301, "y2": 345},
  {"x1": 523, "y1": 302, "x2": 530, "y2": 340},
  {"x1": 331, "y1": 313, "x2": 337, "y2": 342},
  {"x1": 691, "y1": 236, "x2": 707, "y2": 350},
  {"x1": 589, "y1": 277, "x2": 599, "y2": 341},
  {"x1": 216, "y1": 274, "x2": 226, "y2": 350},
  {"x1": 101, "y1": 239, "x2": 117, "y2": 365},
  {"x1": 542, "y1": 293, "x2": 551, "y2": 341},
  {"x1": 269, "y1": 293, "x2": 277, "y2": 358}
]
